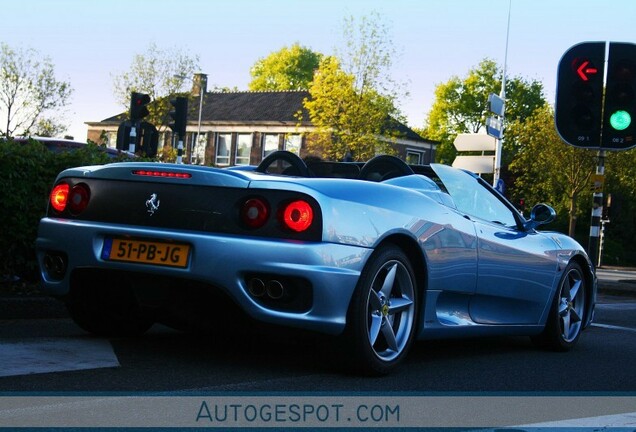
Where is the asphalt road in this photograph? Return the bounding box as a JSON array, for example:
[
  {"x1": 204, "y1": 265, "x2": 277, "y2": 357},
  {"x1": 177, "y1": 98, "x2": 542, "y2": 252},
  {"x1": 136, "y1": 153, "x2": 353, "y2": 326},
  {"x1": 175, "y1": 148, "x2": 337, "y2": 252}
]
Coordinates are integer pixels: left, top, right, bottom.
[{"x1": 1, "y1": 290, "x2": 636, "y2": 393}]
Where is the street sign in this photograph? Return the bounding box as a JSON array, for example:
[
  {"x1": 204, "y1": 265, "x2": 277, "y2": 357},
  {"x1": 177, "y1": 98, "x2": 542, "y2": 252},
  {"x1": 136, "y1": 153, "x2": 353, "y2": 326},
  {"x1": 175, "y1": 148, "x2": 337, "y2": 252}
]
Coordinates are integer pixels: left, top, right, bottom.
[
  {"x1": 486, "y1": 117, "x2": 503, "y2": 139},
  {"x1": 495, "y1": 179, "x2": 505, "y2": 194},
  {"x1": 590, "y1": 174, "x2": 605, "y2": 192},
  {"x1": 488, "y1": 93, "x2": 505, "y2": 117},
  {"x1": 453, "y1": 133, "x2": 496, "y2": 152},
  {"x1": 452, "y1": 155, "x2": 495, "y2": 174}
]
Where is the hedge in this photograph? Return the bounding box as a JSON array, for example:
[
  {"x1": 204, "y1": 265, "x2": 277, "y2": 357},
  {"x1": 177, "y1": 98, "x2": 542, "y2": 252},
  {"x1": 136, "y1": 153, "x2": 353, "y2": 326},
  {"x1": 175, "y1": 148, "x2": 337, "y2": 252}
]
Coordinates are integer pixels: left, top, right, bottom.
[{"x1": 0, "y1": 138, "x2": 117, "y2": 281}]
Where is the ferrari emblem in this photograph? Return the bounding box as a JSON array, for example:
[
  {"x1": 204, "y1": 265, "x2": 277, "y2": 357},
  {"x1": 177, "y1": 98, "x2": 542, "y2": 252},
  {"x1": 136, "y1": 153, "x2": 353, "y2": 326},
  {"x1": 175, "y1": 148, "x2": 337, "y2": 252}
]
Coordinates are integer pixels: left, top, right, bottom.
[{"x1": 145, "y1": 193, "x2": 160, "y2": 216}]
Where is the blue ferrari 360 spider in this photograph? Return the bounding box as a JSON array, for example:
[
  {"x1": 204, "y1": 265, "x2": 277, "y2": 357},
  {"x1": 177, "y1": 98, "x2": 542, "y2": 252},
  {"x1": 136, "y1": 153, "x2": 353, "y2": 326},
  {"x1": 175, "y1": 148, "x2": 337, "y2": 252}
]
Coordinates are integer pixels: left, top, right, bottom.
[{"x1": 36, "y1": 151, "x2": 596, "y2": 374}]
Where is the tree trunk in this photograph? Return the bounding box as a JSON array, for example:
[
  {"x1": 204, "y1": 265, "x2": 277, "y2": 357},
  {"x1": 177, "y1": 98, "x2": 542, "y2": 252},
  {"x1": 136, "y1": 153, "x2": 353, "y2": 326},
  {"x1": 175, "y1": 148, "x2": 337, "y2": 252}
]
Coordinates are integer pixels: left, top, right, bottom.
[{"x1": 568, "y1": 195, "x2": 577, "y2": 237}]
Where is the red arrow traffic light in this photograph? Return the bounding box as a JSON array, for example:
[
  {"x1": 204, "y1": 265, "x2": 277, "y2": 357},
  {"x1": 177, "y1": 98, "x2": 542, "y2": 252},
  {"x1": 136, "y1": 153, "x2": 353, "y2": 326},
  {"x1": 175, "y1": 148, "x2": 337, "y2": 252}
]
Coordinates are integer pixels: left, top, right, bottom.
[{"x1": 576, "y1": 60, "x2": 598, "y2": 81}]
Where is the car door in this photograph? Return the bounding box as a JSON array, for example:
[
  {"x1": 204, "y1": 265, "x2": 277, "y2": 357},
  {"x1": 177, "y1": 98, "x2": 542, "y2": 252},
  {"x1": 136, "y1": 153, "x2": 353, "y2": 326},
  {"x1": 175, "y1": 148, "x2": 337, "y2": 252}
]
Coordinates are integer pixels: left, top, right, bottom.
[{"x1": 431, "y1": 164, "x2": 558, "y2": 325}]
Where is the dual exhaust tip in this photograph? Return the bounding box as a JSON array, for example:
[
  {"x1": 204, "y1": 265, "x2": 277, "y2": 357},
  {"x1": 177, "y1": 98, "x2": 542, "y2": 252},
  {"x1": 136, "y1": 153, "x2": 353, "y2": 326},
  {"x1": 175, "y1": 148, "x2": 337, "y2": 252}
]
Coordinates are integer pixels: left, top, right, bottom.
[
  {"x1": 248, "y1": 278, "x2": 284, "y2": 300},
  {"x1": 43, "y1": 253, "x2": 67, "y2": 280}
]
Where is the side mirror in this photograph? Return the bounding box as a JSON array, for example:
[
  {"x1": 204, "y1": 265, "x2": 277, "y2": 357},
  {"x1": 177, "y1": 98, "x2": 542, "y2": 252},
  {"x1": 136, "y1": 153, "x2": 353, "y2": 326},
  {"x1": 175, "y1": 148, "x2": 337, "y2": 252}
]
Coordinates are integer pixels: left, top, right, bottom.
[{"x1": 524, "y1": 203, "x2": 556, "y2": 231}]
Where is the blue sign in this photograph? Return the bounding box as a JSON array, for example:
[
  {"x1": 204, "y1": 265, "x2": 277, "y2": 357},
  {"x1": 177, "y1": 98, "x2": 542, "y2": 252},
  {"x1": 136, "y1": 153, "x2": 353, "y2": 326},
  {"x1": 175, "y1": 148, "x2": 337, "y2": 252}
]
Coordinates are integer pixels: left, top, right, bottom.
[
  {"x1": 495, "y1": 179, "x2": 505, "y2": 194},
  {"x1": 486, "y1": 116, "x2": 503, "y2": 139}
]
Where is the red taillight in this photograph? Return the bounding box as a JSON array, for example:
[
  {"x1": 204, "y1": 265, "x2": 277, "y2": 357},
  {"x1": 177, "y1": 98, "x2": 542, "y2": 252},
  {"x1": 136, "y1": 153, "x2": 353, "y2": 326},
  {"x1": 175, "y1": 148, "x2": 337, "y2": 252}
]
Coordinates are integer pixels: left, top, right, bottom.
[
  {"x1": 69, "y1": 183, "x2": 90, "y2": 214},
  {"x1": 282, "y1": 200, "x2": 314, "y2": 232},
  {"x1": 241, "y1": 198, "x2": 269, "y2": 229},
  {"x1": 50, "y1": 183, "x2": 69, "y2": 212},
  {"x1": 132, "y1": 170, "x2": 191, "y2": 179}
]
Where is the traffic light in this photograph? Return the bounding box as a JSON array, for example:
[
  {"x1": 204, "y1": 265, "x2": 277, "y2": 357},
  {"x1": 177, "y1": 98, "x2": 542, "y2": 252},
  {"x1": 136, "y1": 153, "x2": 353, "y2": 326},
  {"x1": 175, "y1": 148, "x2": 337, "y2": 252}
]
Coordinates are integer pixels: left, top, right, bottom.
[
  {"x1": 130, "y1": 92, "x2": 151, "y2": 122},
  {"x1": 115, "y1": 120, "x2": 158, "y2": 157},
  {"x1": 169, "y1": 97, "x2": 188, "y2": 139},
  {"x1": 555, "y1": 42, "x2": 605, "y2": 148},
  {"x1": 602, "y1": 42, "x2": 636, "y2": 149}
]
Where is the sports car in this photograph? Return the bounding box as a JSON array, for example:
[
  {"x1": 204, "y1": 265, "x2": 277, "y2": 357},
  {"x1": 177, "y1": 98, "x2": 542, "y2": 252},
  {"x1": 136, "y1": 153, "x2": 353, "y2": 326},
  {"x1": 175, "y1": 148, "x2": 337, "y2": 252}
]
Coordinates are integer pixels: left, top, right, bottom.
[{"x1": 36, "y1": 151, "x2": 596, "y2": 375}]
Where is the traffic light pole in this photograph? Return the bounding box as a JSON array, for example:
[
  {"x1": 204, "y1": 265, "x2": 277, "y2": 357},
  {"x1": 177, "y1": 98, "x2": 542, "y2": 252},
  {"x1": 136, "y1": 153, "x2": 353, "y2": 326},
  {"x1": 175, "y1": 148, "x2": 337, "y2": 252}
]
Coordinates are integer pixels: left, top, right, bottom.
[
  {"x1": 588, "y1": 150, "x2": 605, "y2": 267},
  {"x1": 129, "y1": 124, "x2": 136, "y2": 154},
  {"x1": 176, "y1": 137, "x2": 184, "y2": 164}
]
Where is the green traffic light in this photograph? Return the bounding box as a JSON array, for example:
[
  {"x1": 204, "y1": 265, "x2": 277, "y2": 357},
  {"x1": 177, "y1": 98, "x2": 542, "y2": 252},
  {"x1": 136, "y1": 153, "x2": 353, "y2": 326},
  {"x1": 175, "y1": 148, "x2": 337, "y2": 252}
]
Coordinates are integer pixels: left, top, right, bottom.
[{"x1": 610, "y1": 110, "x2": 631, "y2": 130}]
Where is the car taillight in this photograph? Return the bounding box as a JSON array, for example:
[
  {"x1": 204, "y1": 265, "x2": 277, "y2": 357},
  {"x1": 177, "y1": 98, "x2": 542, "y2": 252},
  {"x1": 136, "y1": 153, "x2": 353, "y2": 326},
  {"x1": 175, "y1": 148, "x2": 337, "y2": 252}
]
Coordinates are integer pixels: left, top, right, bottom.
[
  {"x1": 282, "y1": 200, "x2": 314, "y2": 232},
  {"x1": 50, "y1": 183, "x2": 69, "y2": 212},
  {"x1": 132, "y1": 170, "x2": 192, "y2": 179},
  {"x1": 241, "y1": 198, "x2": 270, "y2": 229},
  {"x1": 69, "y1": 183, "x2": 90, "y2": 214}
]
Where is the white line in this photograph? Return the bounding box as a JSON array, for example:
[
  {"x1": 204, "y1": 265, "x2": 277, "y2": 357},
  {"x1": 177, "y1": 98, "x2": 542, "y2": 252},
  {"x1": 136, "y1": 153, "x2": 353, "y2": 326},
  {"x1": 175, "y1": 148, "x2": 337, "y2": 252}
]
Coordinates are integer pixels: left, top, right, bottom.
[
  {"x1": 592, "y1": 323, "x2": 636, "y2": 333},
  {"x1": 515, "y1": 411, "x2": 636, "y2": 427}
]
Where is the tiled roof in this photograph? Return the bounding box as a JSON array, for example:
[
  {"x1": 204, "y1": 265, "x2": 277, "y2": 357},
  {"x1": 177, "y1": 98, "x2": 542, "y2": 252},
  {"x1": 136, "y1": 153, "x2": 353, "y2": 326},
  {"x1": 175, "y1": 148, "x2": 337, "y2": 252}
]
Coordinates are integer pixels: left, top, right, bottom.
[
  {"x1": 99, "y1": 90, "x2": 432, "y2": 144},
  {"x1": 200, "y1": 91, "x2": 310, "y2": 122},
  {"x1": 101, "y1": 91, "x2": 310, "y2": 123}
]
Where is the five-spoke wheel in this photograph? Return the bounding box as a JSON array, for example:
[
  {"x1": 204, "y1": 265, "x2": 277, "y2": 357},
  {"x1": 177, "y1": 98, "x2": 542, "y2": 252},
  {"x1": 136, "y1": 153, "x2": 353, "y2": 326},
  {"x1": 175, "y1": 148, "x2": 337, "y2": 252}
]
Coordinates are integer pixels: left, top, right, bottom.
[
  {"x1": 347, "y1": 245, "x2": 417, "y2": 375},
  {"x1": 532, "y1": 261, "x2": 587, "y2": 351}
]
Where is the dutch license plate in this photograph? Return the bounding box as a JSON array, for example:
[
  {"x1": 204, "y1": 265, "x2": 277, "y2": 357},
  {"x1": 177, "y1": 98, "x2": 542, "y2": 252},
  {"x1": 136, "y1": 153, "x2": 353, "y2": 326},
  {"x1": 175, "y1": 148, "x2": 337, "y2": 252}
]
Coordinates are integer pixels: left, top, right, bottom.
[{"x1": 102, "y1": 238, "x2": 190, "y2": 268}]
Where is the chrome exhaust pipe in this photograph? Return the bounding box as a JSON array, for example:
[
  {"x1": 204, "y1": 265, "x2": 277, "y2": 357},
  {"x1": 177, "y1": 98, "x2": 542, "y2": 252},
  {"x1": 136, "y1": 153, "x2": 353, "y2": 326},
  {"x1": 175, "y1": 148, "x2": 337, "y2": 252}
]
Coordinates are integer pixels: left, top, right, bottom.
[
  {"x1": 266, "y1": 280, "x2": 284, "y2": 300},
  {"x1": 44, "y1": 253, "x2": 66, "y2": 279},
  {"x1": 248, "y1": 278, "x2": 266, "y2": 297}
]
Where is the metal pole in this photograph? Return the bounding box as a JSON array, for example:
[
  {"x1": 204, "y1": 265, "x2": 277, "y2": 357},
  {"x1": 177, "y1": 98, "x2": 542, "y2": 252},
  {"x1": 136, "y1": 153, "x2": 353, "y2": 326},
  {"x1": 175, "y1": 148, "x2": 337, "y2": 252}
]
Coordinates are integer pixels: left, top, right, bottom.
[
  {"x1": 588, "y1": 150, "x2": 605, "y2": 267},
  {"x1": 193, "y1": 76, "x2": 205, "y2": 164},
  {"x1": 176, "y1": 138, "x2": 184, "y2": 164},
  {"x1": 128, "y1": 125, "x2": 136, "y2": 154},
  {"x1": 493, "y1": 0, "x2": 511, "y2": 187}
]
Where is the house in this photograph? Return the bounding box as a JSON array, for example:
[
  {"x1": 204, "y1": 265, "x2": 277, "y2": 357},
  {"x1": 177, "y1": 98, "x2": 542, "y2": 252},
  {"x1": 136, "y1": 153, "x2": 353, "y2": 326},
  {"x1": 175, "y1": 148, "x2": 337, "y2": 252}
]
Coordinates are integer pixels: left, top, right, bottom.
[{"x1": 86, "y1": 74, "x2": 437, "y2": 166}]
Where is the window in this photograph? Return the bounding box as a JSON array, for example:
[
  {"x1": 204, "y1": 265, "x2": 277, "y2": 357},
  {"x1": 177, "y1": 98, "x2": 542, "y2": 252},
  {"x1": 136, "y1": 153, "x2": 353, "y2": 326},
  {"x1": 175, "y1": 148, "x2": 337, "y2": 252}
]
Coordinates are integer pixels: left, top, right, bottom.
[
  {"x1": 406, "y1": 151, "x2": 423, "y2": 165},
  {"x1": 216, "y1": 133, "x2": 232, "y2": 166},
  {"x1": 432, "y1": 163, "x2": 518, "y2": 227},
  {"x1": 284, "y1": 134, "x2": 302, "y2": 155},
  {"x1": 236, "y1": 134, "x2": 252, "y2": 165},
  {"x1": 192, "y1": 132, "x2": 207, "y2": 165},
  {"x1": 262, "y1": 134, "x2": 279, "y2": 158}
]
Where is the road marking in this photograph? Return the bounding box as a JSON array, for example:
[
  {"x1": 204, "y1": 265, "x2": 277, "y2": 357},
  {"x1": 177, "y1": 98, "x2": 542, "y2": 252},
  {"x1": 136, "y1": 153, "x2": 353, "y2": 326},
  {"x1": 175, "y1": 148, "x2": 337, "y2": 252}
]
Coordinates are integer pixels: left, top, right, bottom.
[
  {"x1": 591, "y1": 323, "x2": 636, "y2": 333},
  {"x1": 516, "y1": 411, "x2": 636, "y2": 427},
  {"x1": 0, "y1": 338, "x2": 119, "y2": 377}
]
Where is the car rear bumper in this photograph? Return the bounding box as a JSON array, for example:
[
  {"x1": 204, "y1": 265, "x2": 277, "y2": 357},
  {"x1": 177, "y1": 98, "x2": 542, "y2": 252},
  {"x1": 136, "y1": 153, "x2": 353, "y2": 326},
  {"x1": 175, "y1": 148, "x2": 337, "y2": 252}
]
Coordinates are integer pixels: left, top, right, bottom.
[{"x1": 36, "y1": 218, "x2": 372, "y2": 335}]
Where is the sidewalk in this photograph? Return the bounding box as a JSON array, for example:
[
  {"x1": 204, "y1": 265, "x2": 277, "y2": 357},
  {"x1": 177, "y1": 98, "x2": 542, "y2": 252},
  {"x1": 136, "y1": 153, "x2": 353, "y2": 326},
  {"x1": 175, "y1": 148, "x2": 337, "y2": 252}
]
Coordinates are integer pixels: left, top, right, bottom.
[{"x1": 596, "y1": 266, "x2": 636, "y2": 295}]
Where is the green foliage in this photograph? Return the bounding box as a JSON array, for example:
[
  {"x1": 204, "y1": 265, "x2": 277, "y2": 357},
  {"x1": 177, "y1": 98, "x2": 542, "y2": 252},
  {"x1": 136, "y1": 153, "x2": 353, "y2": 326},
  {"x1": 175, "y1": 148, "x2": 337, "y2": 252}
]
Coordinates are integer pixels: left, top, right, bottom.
[
  {"x1": 603, "y1": 148, "x2": 636, "y2": 265},
  {"x1": 303, "y1": 57, "x2": 395, "y2": 161},
  {"x1": 32, "y1": 118, "x2": 67, "y2": 138},
  {"x1": 249, "y1": 43, "x2": 322, "y2": 91},
  {"x1": 112, "y1": 43, "x2": 200, "y2": 131},
  {"x1": 507, "y1": 105, "x2": 597, "y2": 236},
  {"x1": 0, "y1": 138, "x2": 112, "y2": 280},
  {"x1": 425, "y1": 59, "x2": 546, "y2": 164},
  {"x1": 0, "y1": 42, "x2": 72, "y2": 137},
  {"x1": 339, "y1": 12, "x2": 403, "y2": 97},
  {"x1": 302, "y1": 13, "x2": 404, "y2": 161}
]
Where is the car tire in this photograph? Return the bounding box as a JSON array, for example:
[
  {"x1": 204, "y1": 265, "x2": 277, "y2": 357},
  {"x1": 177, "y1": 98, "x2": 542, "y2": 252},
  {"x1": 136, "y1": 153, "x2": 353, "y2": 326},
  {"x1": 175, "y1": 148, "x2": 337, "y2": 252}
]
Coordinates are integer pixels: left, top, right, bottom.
[
  {"x1": 66, "y1": 283, "x2": 153, "y2": 337},
  {"x1": 532, "y1": 261, "x2": 586, "y2": 351},
  {"x1": 345, "y1": 244, "x2": 418, "y2": 375}
]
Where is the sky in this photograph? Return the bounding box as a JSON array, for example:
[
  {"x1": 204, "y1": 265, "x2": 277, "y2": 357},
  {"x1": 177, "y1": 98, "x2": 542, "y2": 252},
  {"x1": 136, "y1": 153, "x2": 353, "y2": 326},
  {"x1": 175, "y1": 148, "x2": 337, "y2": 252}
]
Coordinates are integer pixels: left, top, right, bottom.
[{"x1": 2, "y1": 0, "x2": 636, "y2": 141}]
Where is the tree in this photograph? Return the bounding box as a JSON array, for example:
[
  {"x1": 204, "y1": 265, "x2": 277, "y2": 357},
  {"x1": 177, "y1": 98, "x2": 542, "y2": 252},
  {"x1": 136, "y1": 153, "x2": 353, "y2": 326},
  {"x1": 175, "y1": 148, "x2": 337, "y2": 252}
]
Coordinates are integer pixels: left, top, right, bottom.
[
  {"x1": 304, "y1": 56, "x2": 394, "y2": 161},
  {"x1": 112, "y1": 43, "x2": 200, "y2": 130},
  {"x1": 303, "y1": 12, "x2": 404, "y2": 161},
  {"x1": 32, "y1": 118, "x2": 67, "y2": 138},
  {"x1": 0, "y1": 43, "x2": 72, "y2": 138},
  {"x1": 603, "y1": 148, "x2": 636, "y2": 265},
  {"x1": 425, "y1": 59, "x2": 545, "y2": 164},
  {"x1": 249, "y1": 43, "x2": 322, "y2": 91},
  {"x1": 507, "y1": 105, "x2": 597, "y2": 236}
]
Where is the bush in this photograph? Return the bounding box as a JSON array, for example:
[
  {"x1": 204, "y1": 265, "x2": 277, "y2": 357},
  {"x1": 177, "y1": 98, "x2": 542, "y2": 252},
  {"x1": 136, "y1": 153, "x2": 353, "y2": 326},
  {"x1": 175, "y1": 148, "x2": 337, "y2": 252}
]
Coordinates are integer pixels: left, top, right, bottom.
[{"x1": 0, "y1": 138, "x2": 113, "y2": 280}]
